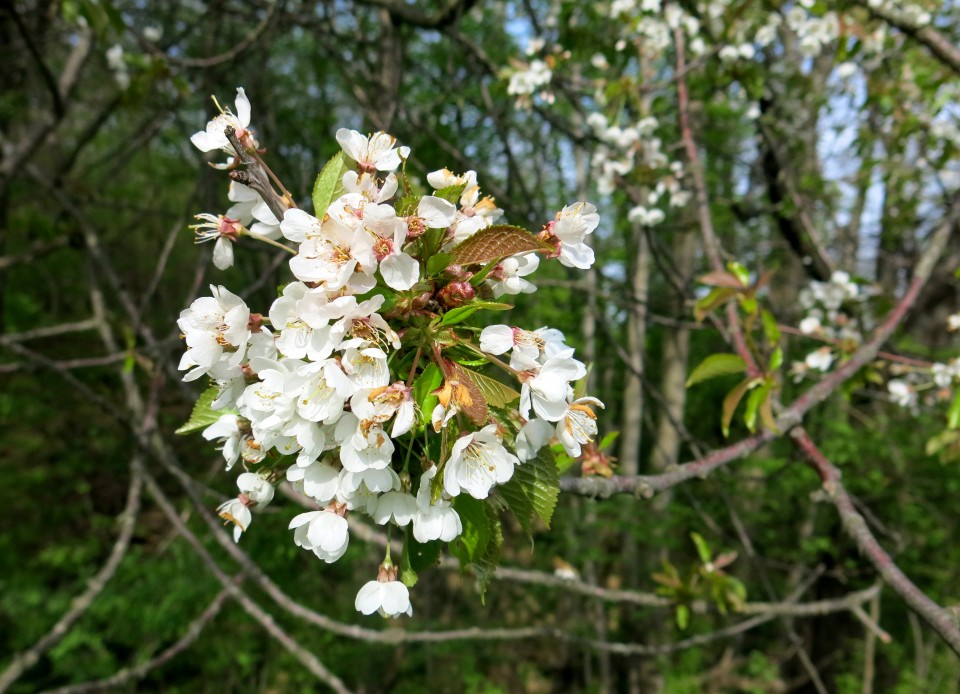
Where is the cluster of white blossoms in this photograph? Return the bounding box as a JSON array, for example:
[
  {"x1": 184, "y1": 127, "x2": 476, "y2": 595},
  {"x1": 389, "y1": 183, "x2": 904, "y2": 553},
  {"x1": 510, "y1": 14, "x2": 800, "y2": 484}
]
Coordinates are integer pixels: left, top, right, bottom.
[
  {"x1": 790, "y1": 271, "x2": 866, "y2": 381},
  {"x1": 179, "y1": 88, "x2": 603, "y2": 619}
]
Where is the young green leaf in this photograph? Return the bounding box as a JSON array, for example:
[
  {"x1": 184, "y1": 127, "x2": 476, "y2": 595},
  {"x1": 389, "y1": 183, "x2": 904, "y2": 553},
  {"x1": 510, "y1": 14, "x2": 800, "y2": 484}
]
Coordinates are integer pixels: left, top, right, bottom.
[
  {"x1": 451, "y1": 496, "x2": 491, "y2": 565},
  {"x1": 175, "y1": 386, "x2": 235, "y2": 435},
  {"x1": 691, "y1": 532, "x2": 712, "y2": 564},
  {"x1": 743, "y1": 380, "x2": 772, "y2": 433},
  {"x1": 434, "y1": 182, "x2": 467, "y2": 205},
  {"x1": 948, "y1": 390, "x2": 960, "y2": 430},
  {"x1": 721, "y1": 377, "x2": 760, "y2": 437},
  {"x1": 458, "y1": 366, "x2": 520, "y2": 408},
  {"x1": 497, "y1": 447, "x2": 559, "y2": 534},
  {"x1": 426, "y1": 253, "x2": 452, "y2": 276},
  {"x1": 686, "y1": 353, "x2": 747, "y2": 387},
  {"x1": 312, "y1": 152, "x2": 348, "y2": 218},
  {"x1": 412, "y1": 363, "x2": 443, "y2": 426}
]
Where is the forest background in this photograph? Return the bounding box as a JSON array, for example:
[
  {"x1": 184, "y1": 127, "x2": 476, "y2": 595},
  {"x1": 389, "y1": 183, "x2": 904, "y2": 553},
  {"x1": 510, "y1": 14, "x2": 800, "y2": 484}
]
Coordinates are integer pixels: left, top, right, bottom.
[{"x1": 2, "y1": 0, "x2": 960, "y2": 692}]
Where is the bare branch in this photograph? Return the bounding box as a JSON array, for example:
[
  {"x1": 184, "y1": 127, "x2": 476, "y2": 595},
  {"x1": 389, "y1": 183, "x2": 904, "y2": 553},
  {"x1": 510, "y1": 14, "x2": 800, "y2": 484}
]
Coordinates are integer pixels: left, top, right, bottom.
[
  {"x1": 791, "y1": 427, "x2": 960, "y2": 656},
  {"x1": 0, "y1": 459, "x2": 144, "y2": 693},
  {"x1": 39, "y1": 588, "x2": 233, "y2": 694},
  {"x1": 849, "y1": 0, "x2": 960, "y2": 76},
  {"x1": 141, "y1": 469, "x2": 353, "y2": 694}
]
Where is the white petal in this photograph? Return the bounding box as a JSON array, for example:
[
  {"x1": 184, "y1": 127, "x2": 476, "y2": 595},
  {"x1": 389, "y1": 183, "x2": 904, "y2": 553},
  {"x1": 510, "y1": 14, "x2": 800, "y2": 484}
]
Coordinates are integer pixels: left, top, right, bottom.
[{"x1": 380, "y1": 252, "x2": 419, "y2": 290}]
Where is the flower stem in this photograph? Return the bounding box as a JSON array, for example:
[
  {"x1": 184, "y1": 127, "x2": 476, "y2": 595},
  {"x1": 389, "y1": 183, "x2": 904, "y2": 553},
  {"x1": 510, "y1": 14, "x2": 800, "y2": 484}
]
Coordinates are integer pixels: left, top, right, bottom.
[{"x1": 245, "y1": 232, "x2": 296, "y2": 254}]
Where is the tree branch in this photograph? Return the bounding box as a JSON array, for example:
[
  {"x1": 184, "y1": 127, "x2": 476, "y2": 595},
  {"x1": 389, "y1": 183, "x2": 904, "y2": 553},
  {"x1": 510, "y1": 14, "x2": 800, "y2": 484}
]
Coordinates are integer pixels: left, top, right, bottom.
[{"x1": 791, "y1": 427, "x2": 960, "y2": 656}]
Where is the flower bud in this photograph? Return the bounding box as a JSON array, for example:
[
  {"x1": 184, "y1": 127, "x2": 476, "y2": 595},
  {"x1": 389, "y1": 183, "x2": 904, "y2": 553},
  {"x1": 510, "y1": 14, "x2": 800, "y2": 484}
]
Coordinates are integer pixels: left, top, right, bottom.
[{"x1": 438, "y1": 280, "x2": 475, "y2": 308}]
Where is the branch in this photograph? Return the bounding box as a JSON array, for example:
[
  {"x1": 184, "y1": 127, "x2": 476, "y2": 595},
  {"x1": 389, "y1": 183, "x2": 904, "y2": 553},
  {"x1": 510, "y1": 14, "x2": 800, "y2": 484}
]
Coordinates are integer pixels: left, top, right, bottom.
[
  {"x1": 674, "y1": 27, "x2": 761, "y2": 379},
  {"x1": 849, "y1": 0, "x2": 960, "y2": 76},
  {"x1": 0, "y1": 459, "x2": 144, "y2": 693},
  {"x1": 354, "y1": 0, "x2": 478, "y2": 29},
  {"x1": 38, "y1": 588, "x2": 233, "y2": 694},
  {"x1": 562, "y1": 195, "x2": 959, "y2": 498},
  {"x1": 141, "y1": 469, "x2": 353, "y2": 694},
  {"x1": 791, "y1": 427, "x2": 960, "y2": 656}
]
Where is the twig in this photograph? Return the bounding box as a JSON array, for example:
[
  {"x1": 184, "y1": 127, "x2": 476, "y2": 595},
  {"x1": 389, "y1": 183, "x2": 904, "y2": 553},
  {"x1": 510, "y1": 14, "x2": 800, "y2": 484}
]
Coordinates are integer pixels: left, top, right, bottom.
[
  {"x1": 38, "y1": 587, "x2": 233, "y2": 694},
  {"x1": 141, "y1": 469, "x2": 353, "y2": 694},
  {"x1": 0, "y1": 458, "x2": 144, "y2": 693},
  {"x1": 791, "y1": 427, "x2": 960, "y2": 656}
]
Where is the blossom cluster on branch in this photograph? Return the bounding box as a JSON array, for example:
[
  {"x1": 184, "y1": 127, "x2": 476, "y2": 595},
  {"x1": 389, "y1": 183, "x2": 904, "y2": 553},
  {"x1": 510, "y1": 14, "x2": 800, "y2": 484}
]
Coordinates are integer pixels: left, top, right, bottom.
[{"x1": 176, "y1": 88, "x2": 603, "y2": 617}]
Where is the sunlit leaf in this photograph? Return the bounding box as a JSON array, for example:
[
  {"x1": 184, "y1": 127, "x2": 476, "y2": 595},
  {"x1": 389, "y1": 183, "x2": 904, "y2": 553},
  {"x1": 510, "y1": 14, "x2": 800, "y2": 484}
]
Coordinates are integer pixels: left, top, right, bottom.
[
  {"x1": 448, "y1": 225, "x2": 549, "y2": 266},
  {"x1": 311, "y1": 152, "x2": 348, "y2": 218},
  {"x1": 458, "y1": 366, "x2": 520, "y2": 408},
  {"x1": 175, "y1": 386, "x2": 235, "y2": 435},
  {"x1": 497, "y1": 447, "x2": 559, "y2": 534},
  {"x1": 686, "y1": 353, "x2": 747, "y2": 387}
]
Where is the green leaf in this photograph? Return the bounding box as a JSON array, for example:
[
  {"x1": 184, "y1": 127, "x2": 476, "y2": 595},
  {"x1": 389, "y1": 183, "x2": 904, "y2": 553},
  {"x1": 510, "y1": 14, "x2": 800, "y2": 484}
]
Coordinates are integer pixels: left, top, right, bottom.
[
  {"x1": 497, "y1": 447, "x2": 559, "y2": 534},
  {"x1": 739, "y1": 294, "x2": 758, "y2": 316},
  {"x1": 473, "y1": 504, "x2": 504, "y2": 602},
  {"x1": 395, "y1": 194, "x2": 420, "y2": 217},
  {"x1": 686, "y1": 353, "x2": 747, "y2": 387},
  {"x1": 768, "y1": 346, "x2": 783, "y2": 372},
  {"x1": 311, "y1": 152, "x2": 348, "y2": 218},
  {"x1": 722, "y1": 377, "x2": 760, "y2": 437},
  {"x1": 412, "y1": 362, "x2": 443, "y2": 425},
  {"x1": 761, "y1": 309, "x2": 781, "y2": 345},
  {"x1": 744, "y1": 381, "x2": 772, "y2": 433},
  {"x1": 434, "y1": 300, "x2": 514, "y2": 329},
  {"x1": 694, "y1": 287, "x2": 738, "y2": 322},
  {"x1": 676, "y1": 604, "x2": 690, "y2": 630},
  {"x1": 448, "y1": 225, "x2": 549, "y2": 266},
  {"x1": 599, "y1": 430, "x2": 619, "y2": 450},
  {"x1": 434, "y1": 183, "x2": 467, "y2": 205},
  {"x1": 948, "y1": 390, "x2": 960, "y2": 430},
  {"x1": 459, "y1": 366, "x2": 520, "y2": 408},
  {"x1": 469, "y1": 258, "x2": 502, "y2": 286},
  {"x1": 434, "y1": 304, "x2": 480, "y2": 328},
  {"x1": 451, "y1": 496, "x2": 490, "y2": 565},
  {"x1": 727, "y1": 261, "x2": 751, "y2": 286},
  {"x1": 175, "y1": 386, "x2": 235, "y2": 435},
  {"x1": 691, "y1": 532, "x2": 712, "y2": 564},
  {"x1": 426, "y1": 253, "x2": 452, "y2": 276}
]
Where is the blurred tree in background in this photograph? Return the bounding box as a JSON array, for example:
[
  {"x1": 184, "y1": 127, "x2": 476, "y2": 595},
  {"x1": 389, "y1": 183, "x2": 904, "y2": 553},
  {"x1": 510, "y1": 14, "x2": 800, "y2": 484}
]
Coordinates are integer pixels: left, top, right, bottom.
[{"x1": 2, "y1": 0, "x2": 960, "y2": 691}]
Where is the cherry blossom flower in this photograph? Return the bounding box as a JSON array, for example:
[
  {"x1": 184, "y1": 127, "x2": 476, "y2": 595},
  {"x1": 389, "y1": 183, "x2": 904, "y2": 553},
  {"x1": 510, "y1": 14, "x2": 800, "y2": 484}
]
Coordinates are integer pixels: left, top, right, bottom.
[
  {"x1": 443, "y1": 424, "x2": 519, "y2": 499},
  {"x1": 289, "y1": 506, "x2": 350, "y2": 563},
  {"x1": 556, "y1": 397, "x2": 604, "y2": 457},
  {"x1": 355, "y1": 562, "x2": 412, "y2": 618},
  {"x1": 191, "y1": 87, "x2": 257, "y2": 154},
  {"x1": 336, "y1": 128, "x2": 410, "y2": 173}
]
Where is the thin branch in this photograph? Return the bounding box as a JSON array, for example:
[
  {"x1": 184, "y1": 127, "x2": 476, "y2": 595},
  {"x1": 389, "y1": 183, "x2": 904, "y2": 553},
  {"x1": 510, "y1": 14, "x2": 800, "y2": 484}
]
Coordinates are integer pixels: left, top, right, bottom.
[
  {"x1": 562, "y1": 195, "x2": 958, "y2": 498},
  {"x1": 674, "y1": 26, "x2": 761, "y2": 378},
  {"x1": 791, "y1": 427, "x2": 960, "y2": 656},
  {"x1": 141, "y1": 1, "x2": 280, "y2": 68},
  {"x1": 0, "y1": 458, "x2": 144, "y2": 693},
  {"x1": 38, "y1": 588, "x2": 233, "y2": 694},
  {"x1": 140, "y1": 469, "x2": 353, "y2": 694},
  {"x1": 849, "y1": 0, "x2": 960, "y2": 76},
  {"x1": 0, "y1": 318, "x2": 100, "y2": 345}
]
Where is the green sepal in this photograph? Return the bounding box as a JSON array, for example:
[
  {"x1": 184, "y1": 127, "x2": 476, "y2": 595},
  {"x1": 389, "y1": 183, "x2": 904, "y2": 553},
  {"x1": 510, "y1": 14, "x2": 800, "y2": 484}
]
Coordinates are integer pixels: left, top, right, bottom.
[{"x1": 400, "y1": 525, "x2": 442, "y2": 588}]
